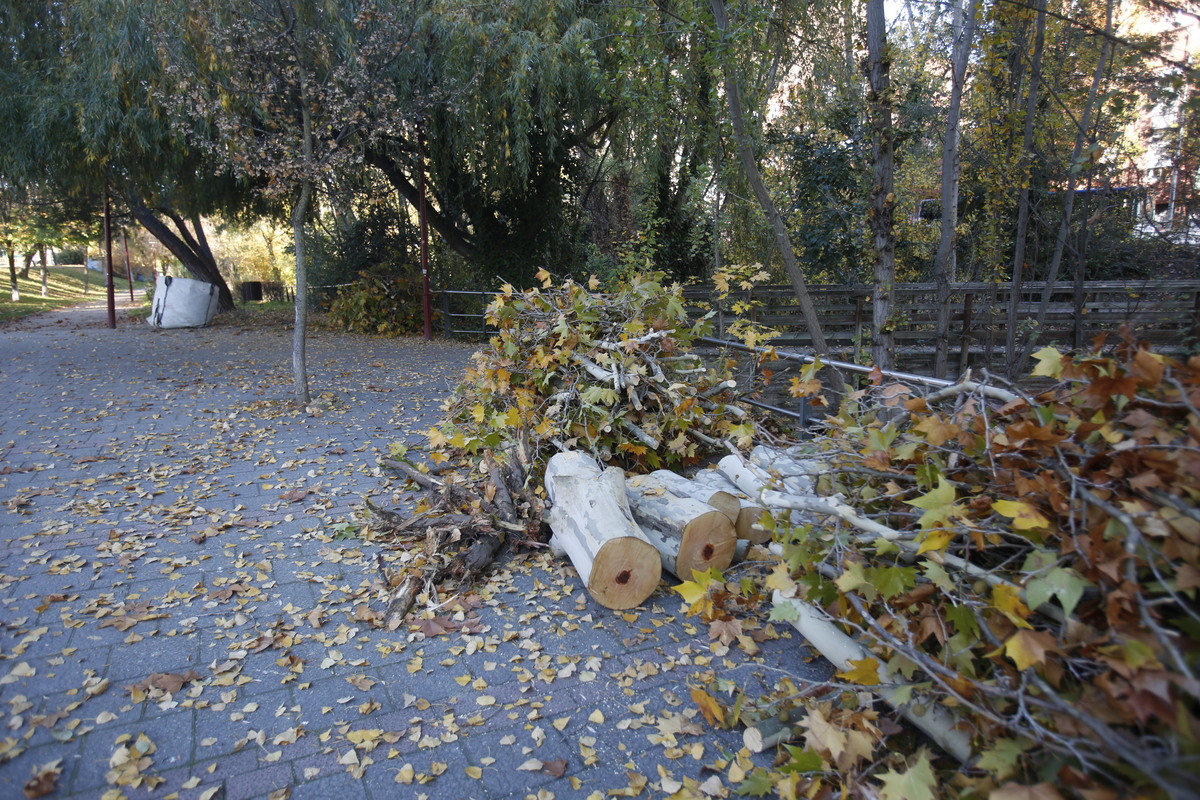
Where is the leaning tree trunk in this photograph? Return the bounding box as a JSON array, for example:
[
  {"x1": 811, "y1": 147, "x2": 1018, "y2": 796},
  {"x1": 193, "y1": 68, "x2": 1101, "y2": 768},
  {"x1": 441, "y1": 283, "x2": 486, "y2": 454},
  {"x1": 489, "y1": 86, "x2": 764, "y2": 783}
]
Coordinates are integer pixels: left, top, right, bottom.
[
  {"x1": 933, "y1": 0, "x2": 978, "y2": 378},
  {"x1": 127, "y1": 201, "x2": 235, "y2": 312},
  {"x1": 709, "y1": 0, "x2": 846, "y2": 398},
  {"x1": 866, "y1": 0, "x2": 896, "y2": 372},
  {"x1": 1014, "y1": 0, "x2": 1114, "y2": 375},
  {"x1": 1005, "y1": 0, "x2": 1047, "y2": 377}
]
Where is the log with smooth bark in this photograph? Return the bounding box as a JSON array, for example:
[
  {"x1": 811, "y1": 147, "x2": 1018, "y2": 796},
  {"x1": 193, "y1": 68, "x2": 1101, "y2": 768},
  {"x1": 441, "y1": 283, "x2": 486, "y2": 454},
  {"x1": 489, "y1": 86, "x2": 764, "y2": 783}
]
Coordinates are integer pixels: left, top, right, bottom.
[
  {"x1": 544, "y1": 452, "x2": 661, "y2": 609},
  {"x1": 772, "y1": 591, "x2": 972, "y2": 762},
  {"x1": 628, "y1": 471, "x2": 741, "y2": 523},
  {"x1": 692, "y1": 468, "x2": 770, "y2": 543},
  {"x1": 625, "y1": 482, "x2": 736, "y2": 578}
]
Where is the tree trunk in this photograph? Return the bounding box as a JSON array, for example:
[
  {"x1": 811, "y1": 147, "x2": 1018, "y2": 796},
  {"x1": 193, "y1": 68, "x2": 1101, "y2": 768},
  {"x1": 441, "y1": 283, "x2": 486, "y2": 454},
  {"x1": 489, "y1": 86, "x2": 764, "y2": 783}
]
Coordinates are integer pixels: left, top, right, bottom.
[
  {"x1": 625, "y1": 480, "x2": 736, "y2": 579},
  {"x1": 627, "y1": 471, "x2": 742, "y2": 524},
  {"x1": 933, "y1": 0, "x2": 979, "y2": 378},
  {"x1": 363, "y1": 148, "x2": 477, "y2": 261},
  {"x1": 39, "y1": 245, "x2": 48, "y2": 298},
  {"x1": 292, "y1": 181, "x2": 312, "y2": 406},
  {"x1": 690, "y1": 469, "x2": 770, "y2": 543},
  {"x1": 20, "y1": 251, "x2": 33, "y2": 279},
  {"x1": 291, "y1": 55, "x2": 315, "y2": 407},
  {"x1": 865, "y1": 0, "x2": 896, "y2": 372},
  {"x1": 1013, "y1": 0, "x2": 1114, "y2": 374},
  {"x1": 127, "y1": 200, "x2": 235, "y2": 312},
  {"x1": 545, "y1": 452, "x2": 662, "y2": 609},
  {"x1": 709, "y1": 0, "x2": 845, "y2": 398},
  {"x1": 1005, "y1": 0, "x2": 1047, "y2": 377},
  {"x1": 7, "y1": 249, "x2": 18, "y2": 301}
]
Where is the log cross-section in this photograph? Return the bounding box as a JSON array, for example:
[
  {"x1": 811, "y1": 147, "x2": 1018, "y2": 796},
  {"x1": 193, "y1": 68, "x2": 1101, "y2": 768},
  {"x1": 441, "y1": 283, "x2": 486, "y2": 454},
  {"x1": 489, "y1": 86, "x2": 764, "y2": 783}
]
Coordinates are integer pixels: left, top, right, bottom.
[
  {"x1": 625, "y1": 481, "x2": 737, "y2": 579},
  {"x1": 544, "y1": 452, "x2": 661, "y2": 609}
]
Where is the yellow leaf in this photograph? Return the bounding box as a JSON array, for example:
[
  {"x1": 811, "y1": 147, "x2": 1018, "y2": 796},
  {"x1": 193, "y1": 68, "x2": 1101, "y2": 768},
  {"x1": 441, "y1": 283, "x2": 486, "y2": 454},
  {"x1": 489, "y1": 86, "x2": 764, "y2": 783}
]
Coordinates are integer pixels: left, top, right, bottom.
[
  {"x1": 764, "y1": 563, "x2": 797, "y2": 596},
  {"x1": 425, "y1": 427, "x2": 448, "y2": 448},
  {"x1": 992, "y1": 584, "x2": 1033, "y2": 629},
  {"x1": 905, "y1": 475, "x2": 959, "y2": 530},
  {"x1": 992, "y1": 500, "x2": 1050, "y2": 531},
  {"x1": 1030, "y1": 346, "x2": 1064, "y2": 379},
  {"x1": 588, "y1": 709, "x2": 605, "y2": 724},
  {"x1": 1002, "y1": 630, "x2": 1057, "y2": 671},
  {"x1": 916, "y1": 528, "x2": 954, "y2": 555},
  {"x1": 690, "y1": 688, "x2": 725, "y2": 726},
  {"x1": 465, "y1": 765, "x2": 483, "y2": 779},
  {"x1": 536, "y1": 268, "x2": 553, "y2": 288},
  {"x1": 470, "y1": 404, "x2": 486, "y2": 423},
  {"x1": 503, "y1": 407, "x2": 520, "y2": 427},
  {"x1": 835, "y1": 656, "x2": 881, "y2": 686}
]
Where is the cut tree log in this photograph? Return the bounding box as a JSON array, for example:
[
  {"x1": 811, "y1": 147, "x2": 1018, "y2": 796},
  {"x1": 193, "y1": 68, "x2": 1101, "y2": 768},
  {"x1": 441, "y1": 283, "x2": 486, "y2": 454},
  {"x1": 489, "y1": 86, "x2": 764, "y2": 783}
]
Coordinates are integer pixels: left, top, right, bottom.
[
  {"x1": 717, "y1": 453, "x2": 770, "y2": 498},
  {"x1": 749, "y1": 445, "x2": 818, "y2": 494},
  {"x1": 544, "y1": 452, "x2": 661, "y2": 610},
  {"x1": 627, "y1": 471, "x2": 741, "y2": 524},
  {"x1": 691, "y1": 469, "x2": 770, "y2": 544},
  {"x1": 625, "y1": 483, "x2": 736, "y2": 578}
]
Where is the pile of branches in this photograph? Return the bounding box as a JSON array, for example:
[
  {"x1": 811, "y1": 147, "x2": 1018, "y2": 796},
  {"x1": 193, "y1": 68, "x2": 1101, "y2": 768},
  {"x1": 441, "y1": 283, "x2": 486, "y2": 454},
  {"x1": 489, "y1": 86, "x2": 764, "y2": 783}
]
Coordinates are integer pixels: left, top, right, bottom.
[
  {"x1": 368, "y1": 270, "x2": 749, "y2": 619},
  {"x1": 690, "y1": 339, "x2": 1199, "y2": 798}
]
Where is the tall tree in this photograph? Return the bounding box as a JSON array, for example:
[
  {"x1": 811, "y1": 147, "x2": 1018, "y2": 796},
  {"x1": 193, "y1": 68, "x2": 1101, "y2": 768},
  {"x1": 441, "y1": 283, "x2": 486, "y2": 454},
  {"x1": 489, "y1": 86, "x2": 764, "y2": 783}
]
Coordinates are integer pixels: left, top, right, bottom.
[
  {"x1": 932, "y1": 0, "x2": 979, "y2": 378},
  {"x1": 708, "y1": 0, "x2": 844, "y2": 395},
  {"x1": 163, "y1": 0, "x2": 418, "y2": 403},
  {"x1": 865, "y1": 0, "x2": 896, "y2": 371}
]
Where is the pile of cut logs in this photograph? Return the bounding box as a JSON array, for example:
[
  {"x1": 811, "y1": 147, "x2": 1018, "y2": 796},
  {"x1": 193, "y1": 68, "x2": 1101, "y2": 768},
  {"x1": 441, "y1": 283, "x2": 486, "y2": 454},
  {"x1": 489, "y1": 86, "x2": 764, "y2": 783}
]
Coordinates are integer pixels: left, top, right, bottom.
[{"x1": 544, "y1": 444, "x2": 822, "y2": 609}]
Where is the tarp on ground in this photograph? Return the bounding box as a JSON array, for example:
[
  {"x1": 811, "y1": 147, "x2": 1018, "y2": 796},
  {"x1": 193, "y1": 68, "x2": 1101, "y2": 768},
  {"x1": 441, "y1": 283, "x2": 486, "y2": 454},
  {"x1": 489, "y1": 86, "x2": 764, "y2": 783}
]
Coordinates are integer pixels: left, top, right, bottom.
[{"x1": 148, "y1": 275, "x2": 220, "y2": 329}]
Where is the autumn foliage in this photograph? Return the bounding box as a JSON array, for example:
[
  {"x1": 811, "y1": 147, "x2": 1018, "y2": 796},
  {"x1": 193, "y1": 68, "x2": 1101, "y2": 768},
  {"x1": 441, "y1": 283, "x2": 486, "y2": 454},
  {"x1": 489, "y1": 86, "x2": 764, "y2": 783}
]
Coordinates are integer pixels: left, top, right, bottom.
[
  {"x1": 718, "y1": 338, "x2": 1200, "y2": 798},
  {"x1": 426, "y1": 271, "x2": 749, "y2": 473}
]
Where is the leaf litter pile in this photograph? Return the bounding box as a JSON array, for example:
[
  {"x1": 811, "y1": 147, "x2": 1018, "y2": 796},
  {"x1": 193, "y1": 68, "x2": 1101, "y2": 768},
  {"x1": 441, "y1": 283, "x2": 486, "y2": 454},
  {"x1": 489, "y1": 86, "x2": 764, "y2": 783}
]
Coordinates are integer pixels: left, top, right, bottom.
[{"x1": 0, "y1": 308, "x2": 817, "y2": 800}]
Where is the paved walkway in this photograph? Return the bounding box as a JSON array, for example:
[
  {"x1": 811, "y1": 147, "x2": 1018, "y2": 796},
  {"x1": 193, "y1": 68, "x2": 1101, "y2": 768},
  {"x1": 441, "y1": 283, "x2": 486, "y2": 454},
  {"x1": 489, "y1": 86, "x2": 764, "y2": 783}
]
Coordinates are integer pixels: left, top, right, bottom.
[{"x1": 0, "y1": 299, "x2": 818, "y2": 800}]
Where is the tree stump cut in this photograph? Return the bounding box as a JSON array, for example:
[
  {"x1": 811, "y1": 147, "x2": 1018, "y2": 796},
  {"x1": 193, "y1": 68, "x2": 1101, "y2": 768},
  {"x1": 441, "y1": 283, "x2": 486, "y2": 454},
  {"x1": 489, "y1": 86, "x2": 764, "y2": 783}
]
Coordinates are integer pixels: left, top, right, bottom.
[
  {"x1": 625, "y1": 482, "x2": 736, "y2": 579},
  {"x1": 544, "y1": 452, "x2": 661, "y2": 609}
]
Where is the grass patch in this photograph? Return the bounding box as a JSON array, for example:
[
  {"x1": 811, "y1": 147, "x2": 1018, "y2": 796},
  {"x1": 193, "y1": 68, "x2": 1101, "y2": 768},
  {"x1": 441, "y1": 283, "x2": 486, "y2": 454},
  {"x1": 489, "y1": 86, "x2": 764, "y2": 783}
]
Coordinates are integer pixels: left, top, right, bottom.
[{"x1": 0, "y1": 266, "x2": 150, "y2": 324}]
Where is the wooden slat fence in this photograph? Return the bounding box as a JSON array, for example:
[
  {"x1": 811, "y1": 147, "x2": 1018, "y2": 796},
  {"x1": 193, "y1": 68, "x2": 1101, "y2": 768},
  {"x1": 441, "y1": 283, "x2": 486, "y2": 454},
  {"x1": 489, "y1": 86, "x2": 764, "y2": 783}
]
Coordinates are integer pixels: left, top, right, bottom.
[
  {"x1": 436, "y1": 279, "x2": 1199, "y2": 377},
  {"x1": 685, "y1": 280, "x2": 1200, "y2": 376}
]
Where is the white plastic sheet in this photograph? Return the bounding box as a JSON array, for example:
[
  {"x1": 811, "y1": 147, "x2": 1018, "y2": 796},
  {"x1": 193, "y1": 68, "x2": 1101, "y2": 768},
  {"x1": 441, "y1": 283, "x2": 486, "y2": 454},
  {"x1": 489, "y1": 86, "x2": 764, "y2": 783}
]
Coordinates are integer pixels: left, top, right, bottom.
[{"x1": 147, "y1": 275, "x2": 219, "y2": 329}]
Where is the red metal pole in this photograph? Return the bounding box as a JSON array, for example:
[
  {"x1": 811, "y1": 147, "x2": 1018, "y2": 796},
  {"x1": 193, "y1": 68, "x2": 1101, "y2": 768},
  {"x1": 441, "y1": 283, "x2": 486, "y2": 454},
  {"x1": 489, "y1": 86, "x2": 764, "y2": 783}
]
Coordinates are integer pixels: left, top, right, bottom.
[
  {"x1": 104, "y1": 192, "x2": 116, "y2": 329},
  {"x1": 121, "y1": 229, "x2": 134, "y2": 301},
  {"x1": 418, "y1": 130, "x2": 432, "y2": 341}
]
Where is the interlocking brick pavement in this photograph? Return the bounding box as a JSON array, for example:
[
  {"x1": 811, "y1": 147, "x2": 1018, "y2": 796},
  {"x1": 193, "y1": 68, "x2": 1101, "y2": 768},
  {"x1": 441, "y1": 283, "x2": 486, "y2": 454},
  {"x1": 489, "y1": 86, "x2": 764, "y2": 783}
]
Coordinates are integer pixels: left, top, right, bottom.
[{"x1": 0, "y1": 298, "x2": 823, "y2": 800}]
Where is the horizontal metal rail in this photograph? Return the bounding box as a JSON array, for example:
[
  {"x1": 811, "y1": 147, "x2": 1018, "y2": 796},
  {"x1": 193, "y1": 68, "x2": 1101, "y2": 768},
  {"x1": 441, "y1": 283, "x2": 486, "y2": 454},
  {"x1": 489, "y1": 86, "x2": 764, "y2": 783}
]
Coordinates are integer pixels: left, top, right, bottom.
[{"x1": 696, "y1": 336, "x2": 955, "y2": 389}]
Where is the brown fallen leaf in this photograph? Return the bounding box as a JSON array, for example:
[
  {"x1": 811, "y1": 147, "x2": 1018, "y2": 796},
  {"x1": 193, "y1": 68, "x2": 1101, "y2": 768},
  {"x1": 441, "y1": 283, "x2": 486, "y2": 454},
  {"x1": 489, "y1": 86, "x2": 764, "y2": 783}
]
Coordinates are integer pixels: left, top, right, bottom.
[
  {"x1": 542, "y1": 757, "x2": 568, "y2": 778},
  {"x1": 23, "y1": 759, "x2": 61, "y2": 798}
]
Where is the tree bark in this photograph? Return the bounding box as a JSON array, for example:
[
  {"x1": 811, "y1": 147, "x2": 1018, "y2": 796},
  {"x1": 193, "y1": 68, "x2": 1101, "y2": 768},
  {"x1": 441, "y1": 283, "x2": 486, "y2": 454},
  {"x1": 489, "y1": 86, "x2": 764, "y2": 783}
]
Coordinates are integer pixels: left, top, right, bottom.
[
  {"x1": 1005, "y1": 0, "x2": 1047, "y2": 377},
  {"x1": 545, "y1": 452, "x2": 662, "y2": 609},
  {"x1": 866, "y1": 0, "x2": 896, "y2": 372},
  {"x1": 625, "y1": 480, "x2": 736, "y2": 579},
  {"x1": 627, "y1": 471, "x2": 741, "y2": 524},
  {"x1": 1013, "y1": 0, "x2": 1115, "y2": 374},
  {"x1": 364, "y1": 148, "x2": 477, "y2": 261},
  {"x1": 6, "y1": 249, "x2": 18, "y2": 301},
  {"x1": 127, "y1": 200, "x2": 235, "y2": 312},
  {"x1": 709, "y1": 0, "x2": 845, "y2": 398},
  {"x1": 39, "y1": 244, "x2": 48, "y2": 298},
  {"x1": 933, "y1": 0, "x2": 979, "y2": 378}
]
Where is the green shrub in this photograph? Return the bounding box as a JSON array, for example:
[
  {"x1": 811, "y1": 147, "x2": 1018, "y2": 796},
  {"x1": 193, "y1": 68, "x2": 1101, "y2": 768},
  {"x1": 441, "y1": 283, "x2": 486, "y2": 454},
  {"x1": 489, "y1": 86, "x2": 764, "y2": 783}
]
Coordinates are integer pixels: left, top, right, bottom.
[{"x1": 327, "y1": 269, "x2": 427, "y2": 336}]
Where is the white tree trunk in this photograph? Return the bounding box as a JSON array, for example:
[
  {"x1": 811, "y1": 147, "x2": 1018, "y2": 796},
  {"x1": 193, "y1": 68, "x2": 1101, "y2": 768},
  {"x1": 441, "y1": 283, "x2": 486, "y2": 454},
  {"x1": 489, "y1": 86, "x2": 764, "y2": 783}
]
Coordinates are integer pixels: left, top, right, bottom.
[
  {"x1": 691, "y1": 469, "x2": 770, "y2": 543},
  {"x1": 625, "y1": 482, "x2": 736, "y2": 578},
  {"x1": 628, "y1": 471, "x2": 741, "y2": 523},
  {"x1": 545, "y1": 452, "x2": 661, "y2": 609}
]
